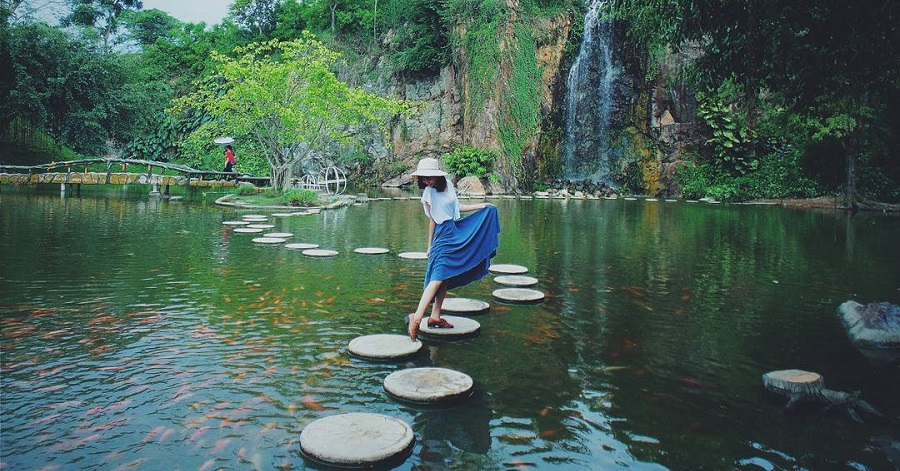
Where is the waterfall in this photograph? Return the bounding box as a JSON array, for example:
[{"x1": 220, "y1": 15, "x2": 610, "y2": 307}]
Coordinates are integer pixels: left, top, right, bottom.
[{"x1": 563, "y1": 0, "x2": 618, "y2": 184}]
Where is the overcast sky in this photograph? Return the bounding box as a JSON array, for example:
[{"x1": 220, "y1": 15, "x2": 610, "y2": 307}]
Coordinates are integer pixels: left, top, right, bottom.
[{"x1": 141, "y1": 0, "x2": 232, "y2": 25}]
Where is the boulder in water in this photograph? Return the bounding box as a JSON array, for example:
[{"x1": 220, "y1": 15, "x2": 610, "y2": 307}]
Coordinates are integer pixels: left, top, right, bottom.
[{"x1": 838, "y1": 301, "x2": 900, "y2": 349}]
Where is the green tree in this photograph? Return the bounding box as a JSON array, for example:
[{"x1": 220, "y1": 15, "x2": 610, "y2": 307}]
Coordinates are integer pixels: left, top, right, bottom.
[
  {"x1": 270, "y1": 0, "x2": 308, "y2": 41},
  {"x1": 119, "y1": 8, "x2": 180, "y2": 46},
  {"x1": 610, "y1": 0, "x2": 900, "y2": 204},
  {"x1": 62, "y1": 0, "x2": 144, "y2": 51},
  {"x1": 383, "y1": 0, "x2": 450, "y2": 76},
  {"x1": 170, "y1": 33, "x2": 410, "y2": 191},
  {"x1": 8, "y1": 23, "x2": 114, "y2": 154},
  {"x1": 229, "y1": 0, "x2": 278, "y2": 37}
]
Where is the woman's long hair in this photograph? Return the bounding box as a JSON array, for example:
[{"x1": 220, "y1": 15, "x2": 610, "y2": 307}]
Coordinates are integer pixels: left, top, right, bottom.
[{"x1": 417, "y1": 176, "x2": 447, "y2": 191}]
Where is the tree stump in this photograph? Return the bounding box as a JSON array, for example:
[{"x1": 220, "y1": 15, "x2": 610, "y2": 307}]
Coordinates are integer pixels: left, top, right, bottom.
[
  {"x1": 762, "y1": 369, "x2": 884, "y2": 423},
  {"x1": 763, "y1": 369, "x2": 825, "y2": 397}
]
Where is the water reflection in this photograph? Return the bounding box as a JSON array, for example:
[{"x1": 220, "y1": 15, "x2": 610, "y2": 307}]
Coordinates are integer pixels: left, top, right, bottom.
[{"x1": 1, "y1": 189, "x2": 898, "y2": 470}]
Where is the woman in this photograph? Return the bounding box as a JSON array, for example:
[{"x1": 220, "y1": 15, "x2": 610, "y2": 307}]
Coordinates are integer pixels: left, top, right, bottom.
[
  {"x1": 223, "y1": 145, "x2": 236, "y2": 180},
  {"x1": 408, "y1": 157, "x2": 500, "y2": 341}
]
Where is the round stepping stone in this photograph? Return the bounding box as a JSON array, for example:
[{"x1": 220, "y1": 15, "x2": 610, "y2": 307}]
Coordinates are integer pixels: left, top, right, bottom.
[
  {"x1": 272, "y1": 213, "x2": 294, "y2": 217},
  {"x1": 233, "y1": 227, "x2": 264, "y2": 234},
  {"x1": 300, "y1": 413, "x2": 414, "y2": 468},
  {"x1": 264, "y1": 232, "x2": 293, "y2": 238},
  {"x1": 252, "y1": 237, "x2": 287, "y2": 244},
  {"x1": 302, "y1": 249, "x2": 339, "y2": 257},
  {"x1": 285, "y1": 243, "x2": 320, "y2": 250},
  {"x1": 247, "y1": 224, "x2": 275, "y2": 229},
  {"x1": 398, "y1": 251, "x2": 428, "y2": 260},
  {"x1": 441, "y1": 298, "x2": 490, "y2": 315},
  {"x1": 242, "y1": 215, "x2": 268, "y2": 221},
  {"x1": 493, "y1": 288, "x2": 545, "y2": 304},
  {"x1": 383, "y1": 367, "x2": 474, "y2": 404},
  {"x1": 354, "y1": 247, "x2": 390, "y2": 255},
  {"x1": 413, "y1": 315, "x2": 479, "y2": 338},
  {"x1": 494, "y1": 275, "x2": 539, "y2": 287},
  {"x1": 489, "y1": 264, "x2": 528, "y2": 274},
  {"x1": 222, "y1": 220, "x2": 250, "y2": 226},
  {"x1": 348, "y1": 334, "x2": 422, "y2": 360}
]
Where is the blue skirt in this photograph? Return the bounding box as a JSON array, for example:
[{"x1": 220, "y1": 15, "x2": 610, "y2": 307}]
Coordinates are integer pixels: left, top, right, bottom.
[{"x1": 424, "y1": 206, "x2": 500, "y2": 289}]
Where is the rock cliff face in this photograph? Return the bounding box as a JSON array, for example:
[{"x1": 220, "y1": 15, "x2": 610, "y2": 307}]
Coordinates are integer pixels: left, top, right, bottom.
[
  {"x1": 380, "y1": 11, "x2": 696, "y2": 196},
  {"x1": 390, "y1": 66, "x2": 463, "y2": 161}
]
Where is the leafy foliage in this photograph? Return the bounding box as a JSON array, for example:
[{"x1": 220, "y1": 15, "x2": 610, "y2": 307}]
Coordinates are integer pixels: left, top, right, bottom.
[
  {"x1": 61, "y1": 0, "x2": 143, "y2": 51},
  {"x1": 443, "y1": 145, "x2": 498, "y2": 178},
  {"x1": 696, "y1": 82, "x2": 756, "y2": 176},
  {"x1": 169, "y1": 33, "x2": 410, "y2": 191},
  {"x1": 119, "y1": 8, "x2": 181, "y2": 46},
  {"x1": 4, "y1": 22, "x2": 136, "y2": 155},
  {"x1": 229, "y1": 0, "x2": 279, "y2": 37},
  {"x1": 611, "y1": 0, "x2": 900, "y2": 202},
  {"x1": 383, "y1": 0, "x2": 450, "y2": 76}
]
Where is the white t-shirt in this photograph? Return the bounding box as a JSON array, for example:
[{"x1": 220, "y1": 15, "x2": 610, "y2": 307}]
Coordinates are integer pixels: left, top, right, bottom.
[{"x1": 421, "y1": 180, "x2": 460, "y2": 224}]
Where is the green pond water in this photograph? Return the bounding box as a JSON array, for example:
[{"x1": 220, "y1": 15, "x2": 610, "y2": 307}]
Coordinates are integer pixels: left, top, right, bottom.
[{"x1": 1, "y1": 186, "x2": 899, "y2": 470}]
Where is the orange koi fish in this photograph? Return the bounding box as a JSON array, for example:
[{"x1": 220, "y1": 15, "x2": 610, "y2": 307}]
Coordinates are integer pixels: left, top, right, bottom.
[
  {"x1": 141, "y1": 425, "x2": 166, "y2": 443},
  {"x1": 302, "y1": 395, "x2": 326, "y2": 411},
  {"x1": 189, "y1": 426, "x2": 211, "y2": 442}
]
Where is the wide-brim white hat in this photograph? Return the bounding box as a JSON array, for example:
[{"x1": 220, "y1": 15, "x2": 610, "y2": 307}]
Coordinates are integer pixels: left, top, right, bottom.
[{"x1": 410, "y1": 158, "x2": 447, "y2": 177}]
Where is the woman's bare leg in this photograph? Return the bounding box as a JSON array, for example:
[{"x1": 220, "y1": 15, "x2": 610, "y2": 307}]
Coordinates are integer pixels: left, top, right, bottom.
[
  {"x1": 409, "y1": 280, "x2": 445, "y2": 341},
  {"x1": 429, "y1": 283, "x2": 448, "y2": 321}
]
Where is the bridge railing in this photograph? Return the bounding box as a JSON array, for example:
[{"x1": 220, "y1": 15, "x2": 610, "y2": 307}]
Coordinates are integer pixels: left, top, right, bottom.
[{"x1": 0, "y1": 158, "x2": 269, "y2": 186}]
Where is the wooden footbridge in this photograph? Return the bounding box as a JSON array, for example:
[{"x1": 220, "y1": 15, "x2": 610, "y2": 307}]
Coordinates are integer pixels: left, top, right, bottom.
[{"x1": 0, "y1": 158, "x2": 269, "y2": 194}]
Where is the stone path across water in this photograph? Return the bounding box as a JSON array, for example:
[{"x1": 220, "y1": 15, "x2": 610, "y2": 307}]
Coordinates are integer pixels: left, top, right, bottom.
[
  {"x1": 441, "y1": 298, "x2": 490, "y2": 315},
  {"x1": 285, "y1": 243, "x2": 319, "y2": 250},
  {"x1": 348, "y1": 334, "x2": 422, "y2": 360},
  {"x1": 494, "y1": 275, "x2": 539, "y2": 287},
  {"x1": 300, "y1": 413, "x2": 415, "y2": 468},
  {"x1": 383, "y1": 367, "x2": 474, "y2": 404},
  {"x1": 413, "y1": 315, "x2": 480, "y2": 338},
  {"x1": 302, "y1": 249, "x2": 339, "y2": 257},
  {"x1": 252, "y1": 237, "x2": 286, "y2": 244},
  {"x1": 354, "y1": 247, "x2": 390, "y2": 255},
  {"x1": 489, "y1": 263, "x2": 529, "y2": 274},
  {"x1": 223, "y1": 212, "x2": 546, "y2": 468},
  {"x1": 233, "y1": 227, "x2": 264, "y2": 234},
  {"x1": 493, "y1": 287, "x2": 545, "y2": 303}
]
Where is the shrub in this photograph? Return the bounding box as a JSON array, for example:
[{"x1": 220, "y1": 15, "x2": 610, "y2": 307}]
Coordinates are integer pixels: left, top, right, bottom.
[
  {"x1": 443, "y1": 146, "x2": 498, "y2": 178},
  {"x1": 238, "y1": 185, "x2": 262, "y2": 195},
  {"x1": 281, "y1": 189, "x2": 320, "y2": 206}
]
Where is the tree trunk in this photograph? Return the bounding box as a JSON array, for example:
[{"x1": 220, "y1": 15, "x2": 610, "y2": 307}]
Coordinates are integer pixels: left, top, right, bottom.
[
  {"x1": 271, "y1": 164, "x2": 293, "y2": 193},
  {"x1": 330, "y1": 4, "x2": 337, "y2": 32},
  {"x1": 844, "y1": 140, "x2": 858, "y2": 209}
]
